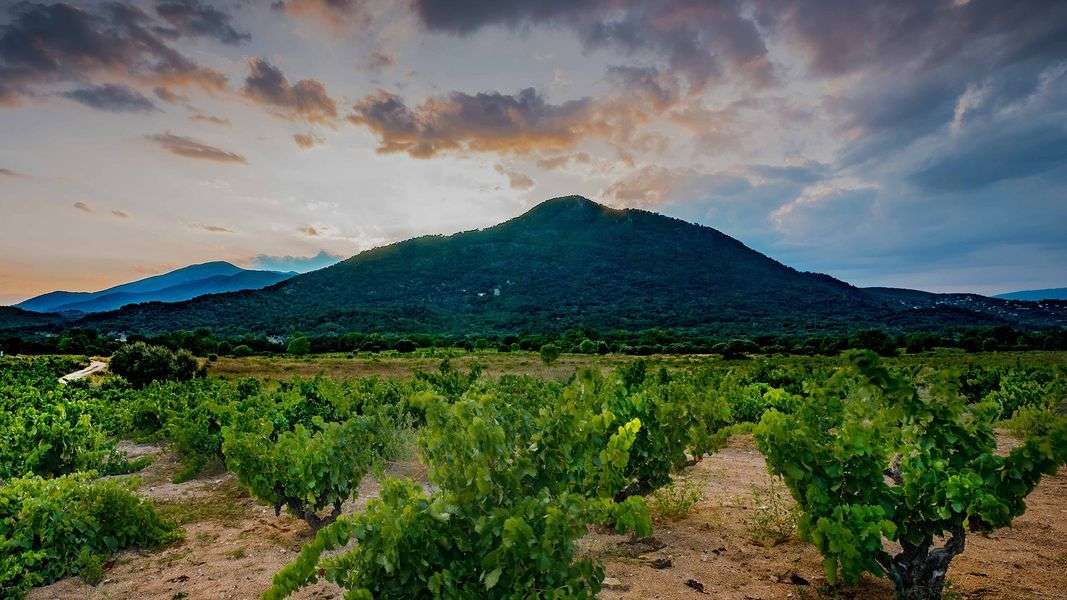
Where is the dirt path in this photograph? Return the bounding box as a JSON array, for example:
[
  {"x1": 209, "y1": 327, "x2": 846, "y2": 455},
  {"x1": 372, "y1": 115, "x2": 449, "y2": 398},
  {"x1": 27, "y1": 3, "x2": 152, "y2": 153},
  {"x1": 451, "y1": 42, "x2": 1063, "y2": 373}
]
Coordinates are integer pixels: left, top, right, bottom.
[
  {"x1": 29, "y1": 436, "x2": 1067, "y2": 600},
  {"x1": 58, "y1": 360, "x2": 107, "y2": 383}
]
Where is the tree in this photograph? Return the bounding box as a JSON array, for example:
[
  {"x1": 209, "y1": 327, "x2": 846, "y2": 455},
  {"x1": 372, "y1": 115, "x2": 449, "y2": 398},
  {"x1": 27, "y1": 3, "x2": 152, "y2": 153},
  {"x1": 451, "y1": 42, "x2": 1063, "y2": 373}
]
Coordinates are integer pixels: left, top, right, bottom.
[
  {"x1": 394, "y1": 339, "x2": 416, "y2": 353},
  {"x1": 287, "y1": 336, "x2": 311, "y2": 356},
  {"x1": 578, "y1": 339, "x2": 597, "y2": 354},
  {"x1": 756, "y1": 351, "x2": 1067, "y2": 600},
  {"x1": 539, "y1": 343, "x2": 561, "y2": 365},
  {"x1": 109, "y1": 342, "x2": 199, "y2": 388}
]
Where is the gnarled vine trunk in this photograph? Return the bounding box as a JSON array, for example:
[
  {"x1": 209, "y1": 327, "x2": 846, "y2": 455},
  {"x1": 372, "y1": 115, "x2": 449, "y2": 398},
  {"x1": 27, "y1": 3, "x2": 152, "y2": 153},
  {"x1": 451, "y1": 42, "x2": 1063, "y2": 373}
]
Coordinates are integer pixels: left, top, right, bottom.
[
  {"x1": 276, "y1": 498, "x2": 344, "y2": 531},
  {"x1": 880, "y1": 526, "x2": 966, "y2": 600}
]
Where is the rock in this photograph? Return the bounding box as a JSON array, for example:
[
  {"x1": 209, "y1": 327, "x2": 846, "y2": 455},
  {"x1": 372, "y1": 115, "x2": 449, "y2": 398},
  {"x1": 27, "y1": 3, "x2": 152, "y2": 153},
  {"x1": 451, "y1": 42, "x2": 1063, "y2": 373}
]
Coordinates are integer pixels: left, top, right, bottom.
[
  {"x1": 602, "y1": 577, "x2": 630, "y2": 591},
  {"x1": 685, "y1": 578, "x2": 706, "y2": 593},
  {"x1": 789, "y1": 573, "x2": 810, "y2": 586},
  {"x1": 650, "y1": 556, "x2": 673, "y2": 569}
]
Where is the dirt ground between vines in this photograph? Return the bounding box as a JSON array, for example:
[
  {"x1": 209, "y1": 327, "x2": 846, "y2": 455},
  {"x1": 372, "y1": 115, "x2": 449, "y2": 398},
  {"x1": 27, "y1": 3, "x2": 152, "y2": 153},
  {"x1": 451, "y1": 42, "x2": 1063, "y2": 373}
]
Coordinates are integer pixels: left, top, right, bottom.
[{"x1": 29, "y1": 434, "x2": 1067, "y2": 600}]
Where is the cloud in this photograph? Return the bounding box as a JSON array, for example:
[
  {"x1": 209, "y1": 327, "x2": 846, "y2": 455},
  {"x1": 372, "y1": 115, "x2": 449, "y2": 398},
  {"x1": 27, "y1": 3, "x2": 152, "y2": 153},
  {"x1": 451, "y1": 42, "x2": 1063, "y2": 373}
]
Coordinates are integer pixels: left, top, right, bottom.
[
  {"x1": 293, "y1": 132, "x2": 325, "y2": 149},
  {"x1": 494, "y1": 164, "x2": 535, "y2": 190},
  {"x1": 0, "y1": 2, "x2": 229, "y2": 106},
  {"x1": 362, "y1": 51, "x2": 396, "y2": 73},
  {"x1": 413, "y1": 0, "x2": 773, "y2": 90},
  {"x1": 190, "y1": 222, "x2": 234, "y2": 233},
  {"x1": 111, "y1": 209, "x2": 131, "y2": 218},
  {"x1": 912, "y1": 122, "x2": 1067, "y2": 193},
  {"x1": 0, "y1": 168, "x2": 26, "y2": 178},
  {"x1": 299, "y1": 226, "x2": 319, "y2": 236},
  {"x1": 62, "y1": 84, "x2": 157, "y2": 113},
  {"x1": 146, "y1": 132, "x2": 248, "y2": 163},
  {"x1": 270, "y1": 0, "x2": 371, "y2": 31},
  {"x1": 153, "y1": 86, "x2": 188, "y2": 104},
  {"x1": 73, "y1": 201, "x2": 93, "y2": 213},
  {"x1": 603, "y1": 165, "x2": 693, "y2": 208},
  {"x1": 249, "y1": 250, "x2": 342, "y2": 273},
  {"x1": 190, "y1": 113, "x2": 231, "y2": 126},
  {"x1": 536, "y1": 152, "x2": 592, "y2": 170},
  {"x1": 154, "y1": 0, "x2": 251, "y2": 45},
  {"x1": 242, "y1": 58, "x2": 338, "y2": 124},
  {"x1": 348, "y1": 87, "x2": 595, "y2": 158}
]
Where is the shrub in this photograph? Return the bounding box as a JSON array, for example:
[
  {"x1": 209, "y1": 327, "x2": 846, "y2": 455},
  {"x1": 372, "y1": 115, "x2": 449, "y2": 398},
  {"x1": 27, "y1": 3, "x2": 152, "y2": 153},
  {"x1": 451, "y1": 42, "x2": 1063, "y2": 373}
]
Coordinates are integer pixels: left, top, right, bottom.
[
  {"x1": 0, "y1": 474, "x2": 179, "y2": 597},
  {"x1": 287, "y1": 336, "x2": 311, "y2": 356},
  {"x1": 109, "y1": 342, "x2": 199, "y2": 388},
  {"x1": 223, "y1": 415, "x2": 390, "y2": 530},
  {"x1": 264, "y1": 379, "x2": 651, "y2": 599},
  {"x1": 647, "y1": 479, "x2": 702, "y2": 522},
  {"x1": 748, "y1": 478, "x2": 798, "y2": 547},
  {"x1": 232, "y1": 344, "x2": 253, "y2": 357},
  {"x1": 756, "y1": 351, "x2": 1067, "y2": 600},
  {"x1": 539, "y1": 342, "x2": 561, "y2": 365}
]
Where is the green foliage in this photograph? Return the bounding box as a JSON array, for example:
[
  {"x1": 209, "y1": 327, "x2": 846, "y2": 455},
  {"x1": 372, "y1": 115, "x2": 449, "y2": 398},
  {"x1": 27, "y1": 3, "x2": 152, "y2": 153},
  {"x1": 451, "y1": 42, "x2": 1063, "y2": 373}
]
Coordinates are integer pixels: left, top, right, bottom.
[
  {"x1": 0, "y1": 358, "x2": 137, "y2": 479},
  {"x1": 647, "y1": 479, "x2": 702, "y2": 522},
  {"x1": 756, "y1": 351, "x2": 1067, "y2": 600},
  {"x1": 109, "y1": 342, "x2": 199, "y2": 388},
  {"x1": 76, "y1": 548, "x2": 104, "y2": 586},
  {"x1": 0, "y1": 474, "x2": 179, "y2": 598},
  {"x1": 287, "y1": 336, "x2": 311, "y2": 356},
  {"x1": 265, "y1": 374, "x2": 653, "y2": 599},
  {"x1": 748, "y1": 478, "x2": 799, "y2": 547},
  {"x1": 232, "y1": 344, "x2": 253, "y2": 356},
  {"x1": 597, "y1": 366, "x2": 732, "y2": 496},
  {"x1": 539, "y1": 342, "x2": 561, "y2": 365},
  {"x1": 223, "y1": 414, "x2": 392, "y2": 530}
]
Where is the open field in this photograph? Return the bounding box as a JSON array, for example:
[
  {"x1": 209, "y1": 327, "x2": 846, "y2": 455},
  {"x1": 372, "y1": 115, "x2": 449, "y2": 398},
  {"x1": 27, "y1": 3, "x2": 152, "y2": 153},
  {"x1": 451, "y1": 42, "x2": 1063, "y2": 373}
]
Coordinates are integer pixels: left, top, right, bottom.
[{"x1": 208, "y1": 349, "x2": 1067, "y2": 381}]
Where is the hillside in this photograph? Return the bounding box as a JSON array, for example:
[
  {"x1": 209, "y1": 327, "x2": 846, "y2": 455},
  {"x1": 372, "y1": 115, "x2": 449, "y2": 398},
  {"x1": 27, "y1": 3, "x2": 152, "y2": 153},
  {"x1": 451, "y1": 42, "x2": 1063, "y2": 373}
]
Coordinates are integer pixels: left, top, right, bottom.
[
  {"x1": 15, "y1": 262, "x2": 294, "y2": 314},
  {"x1": 0, "y1": 307, "x2": 64, "y2": 331},
  {"x1": 995, "y1": 288, "x2": 1067, "y2": 301},
  {"x1": 47, "y1": 196, "x2": 1058, "y2": 338}
]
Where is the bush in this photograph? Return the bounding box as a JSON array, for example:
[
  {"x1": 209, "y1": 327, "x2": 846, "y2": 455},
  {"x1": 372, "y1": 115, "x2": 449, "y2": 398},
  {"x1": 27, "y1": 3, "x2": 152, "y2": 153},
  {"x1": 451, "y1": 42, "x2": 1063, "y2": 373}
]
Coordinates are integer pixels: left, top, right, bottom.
[
  {"x1": 539, "y1": 342, "x2": 561, "y2": 365},
  {"x1": 264, "y1": 378, "x2": 651, "y2": 599},
  {"x1": 109, "y1": 342, "x2": 199, "y2": 388},
  {"x1": 232, "y1": 344, "x2": 253, "y2": 357},
  {"x1": 287, "y1": 336, "x2": 311, "y2": 356},
  {"x1": 223, "y1": 415, "x2": 391, "y2": 530},
  {"x1": 647, "y1": 479, "x2": 702, "y2": 522},
  {"x1": 756, "y1": 351, "x2": 1067, "y2": 600},
  {"x1": 0, "y1": 474, "x2": 179, "y2": 597},
  {"x1": 748, "y1": 478, "x2": 798, "y2": 547}
]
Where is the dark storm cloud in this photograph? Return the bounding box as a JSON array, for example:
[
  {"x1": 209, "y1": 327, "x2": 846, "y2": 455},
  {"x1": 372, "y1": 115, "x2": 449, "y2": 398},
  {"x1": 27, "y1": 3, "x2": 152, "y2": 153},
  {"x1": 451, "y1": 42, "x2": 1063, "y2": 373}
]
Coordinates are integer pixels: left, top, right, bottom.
[
  {"x1": 348, "y1": 87, "x2": 595, "y2": 158},
  {"x1": 413, "y1": 0, "x2": 772, "y2": 90},
  {"x1": 146, "y1": 132, "x2": 247, "y2": 163},
  {"x1": 242, "y1": 58, "x2": 338, "y2": 124},
  {"x1": 912, "y1": 123, "x2": 1067, "y2": 193},
  {"x1": 154, "y1": 0, "x2": 251, "y2": 45},
  {"x1": 751, "y1": 0, "x2": 1067, "y2": 163},
  {"x1": 62, "y1": 83, "x2": 157, "y2": 112},
  {"x1": 0, "y1": 1, "x2": 228, "y2": 107}
]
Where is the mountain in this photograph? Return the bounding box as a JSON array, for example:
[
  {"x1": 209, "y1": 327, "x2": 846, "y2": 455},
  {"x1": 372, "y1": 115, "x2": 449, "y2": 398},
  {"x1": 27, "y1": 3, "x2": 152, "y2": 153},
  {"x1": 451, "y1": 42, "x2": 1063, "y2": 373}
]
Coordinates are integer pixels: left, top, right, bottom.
[
  {"x1": 994, "y1": 288, "x2": 1067, "y2": 301},
  {"x1": 0, "y1": 307, "x2": 64, "y2": 331},
  {"x1": 15, "y1": 261, "x2": 295, "y2": 314},
  {"x1": 54, "y1": 196, "x2": 1063, "y2": 338}
]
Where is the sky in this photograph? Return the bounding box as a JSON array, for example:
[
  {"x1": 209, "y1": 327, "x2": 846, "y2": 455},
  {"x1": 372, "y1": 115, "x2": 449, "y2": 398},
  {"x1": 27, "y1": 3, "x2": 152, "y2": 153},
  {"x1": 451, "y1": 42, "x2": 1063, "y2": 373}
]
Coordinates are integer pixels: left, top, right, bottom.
[{"x1": 1, "y1": 0, "x2": 1065, "y2": 305}]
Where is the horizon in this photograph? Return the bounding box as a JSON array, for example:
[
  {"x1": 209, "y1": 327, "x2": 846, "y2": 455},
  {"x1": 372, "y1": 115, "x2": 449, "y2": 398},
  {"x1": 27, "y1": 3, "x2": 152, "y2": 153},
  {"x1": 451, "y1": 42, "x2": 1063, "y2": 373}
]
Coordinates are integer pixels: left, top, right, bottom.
[{"x1": 2, "y1": 1, "x2": 1066, "y2": 304}]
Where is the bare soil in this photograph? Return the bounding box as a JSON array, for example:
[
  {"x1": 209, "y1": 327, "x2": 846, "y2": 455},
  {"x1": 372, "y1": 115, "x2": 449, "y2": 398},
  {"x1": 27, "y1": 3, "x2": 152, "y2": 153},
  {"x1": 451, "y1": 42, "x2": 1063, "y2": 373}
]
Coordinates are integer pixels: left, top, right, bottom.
[{"x1": 29, "y1": 436, "x2": 1067, "y2": 600}]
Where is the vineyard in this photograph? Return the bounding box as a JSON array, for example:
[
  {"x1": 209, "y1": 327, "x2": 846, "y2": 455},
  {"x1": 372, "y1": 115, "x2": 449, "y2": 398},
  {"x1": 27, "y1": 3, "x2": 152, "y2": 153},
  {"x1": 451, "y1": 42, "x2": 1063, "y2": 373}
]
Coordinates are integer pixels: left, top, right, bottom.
[{"x1": 1, "y1": 350, "x2": 1065, "y2": 600}]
